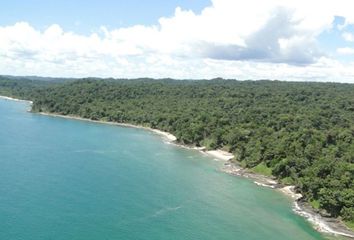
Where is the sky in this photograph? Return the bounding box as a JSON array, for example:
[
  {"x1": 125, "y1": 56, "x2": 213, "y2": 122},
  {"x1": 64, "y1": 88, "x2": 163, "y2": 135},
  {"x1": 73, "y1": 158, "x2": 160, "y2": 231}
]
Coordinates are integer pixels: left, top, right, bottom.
[{"x1": 1, "y1": 0, "x2": 354, "y2": 82}]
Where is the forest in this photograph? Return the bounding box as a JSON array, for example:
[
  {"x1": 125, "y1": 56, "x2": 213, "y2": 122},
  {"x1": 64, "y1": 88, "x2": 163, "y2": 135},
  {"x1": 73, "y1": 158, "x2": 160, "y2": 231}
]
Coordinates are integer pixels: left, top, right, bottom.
[{"x1": 0, "y1": 76, "x2": 353, "y2": 225}]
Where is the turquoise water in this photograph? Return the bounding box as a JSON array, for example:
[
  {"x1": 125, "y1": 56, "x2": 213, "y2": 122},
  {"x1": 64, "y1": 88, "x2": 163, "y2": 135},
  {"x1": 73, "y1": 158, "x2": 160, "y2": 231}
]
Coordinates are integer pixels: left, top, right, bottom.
[{"x1": 0, "y1": 99, "x2": 327, "y2": 240}]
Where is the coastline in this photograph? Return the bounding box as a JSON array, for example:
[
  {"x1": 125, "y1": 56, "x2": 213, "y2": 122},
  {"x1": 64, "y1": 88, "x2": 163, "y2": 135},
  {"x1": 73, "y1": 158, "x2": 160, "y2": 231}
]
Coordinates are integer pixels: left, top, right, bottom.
[
  {"x1": 0, "y1": 95, "x2": 176, "y2": 144},
  {"x1": 221, "y1": 162, "x2": 354, "y2": 239},
  {"x1": 38, "y1": 112, "x2": 178, "y2": 142},
  {"x1": 205, "y1": 149, "x2": 234, "y2": 161},
  {"x1": 37, "y1": 113, "x2": 236, "y2": 162},
  {"x1": 37, "y1": 111, "x2": 354, "y2": 239},
  {"x1": 0, "y1": 95, "x2": 33, "y2": 104},
  {"x1": 1, "y1": 96, "x2": 353, "y2": 239}
]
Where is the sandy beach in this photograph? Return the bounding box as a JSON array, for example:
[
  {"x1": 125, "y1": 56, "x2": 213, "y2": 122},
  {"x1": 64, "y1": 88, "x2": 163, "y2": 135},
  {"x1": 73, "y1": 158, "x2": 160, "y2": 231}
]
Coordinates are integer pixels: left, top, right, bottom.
[
  {"x1": 39, "y1": 112, "x2": 235, "y2": 162},
  {"x1": 279, "y1": 186, "x2": 302, "y2": 200},
  {"x1": 205, "y1": 150, "x2": 234, "y2": 161},
  {"x1": 150, "y1": 129, "x2": 177, "y2": 141},
  {"x1": 0, "y1": 95, "x2": 33, "y2": 104}
]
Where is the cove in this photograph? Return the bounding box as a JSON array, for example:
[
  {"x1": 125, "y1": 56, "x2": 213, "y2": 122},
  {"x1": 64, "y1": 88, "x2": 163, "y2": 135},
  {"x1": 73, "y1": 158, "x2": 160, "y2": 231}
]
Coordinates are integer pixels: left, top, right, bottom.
[{"x1": 0, "y1": 99, "x2": 328, "y2": 240}]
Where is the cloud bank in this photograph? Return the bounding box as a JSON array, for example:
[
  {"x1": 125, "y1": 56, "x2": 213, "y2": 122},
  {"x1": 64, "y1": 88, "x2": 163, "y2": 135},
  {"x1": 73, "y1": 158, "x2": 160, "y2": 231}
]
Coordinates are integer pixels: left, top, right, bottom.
[{"x1": 1, "y1": 0, "x2": 354, "y2": 82}]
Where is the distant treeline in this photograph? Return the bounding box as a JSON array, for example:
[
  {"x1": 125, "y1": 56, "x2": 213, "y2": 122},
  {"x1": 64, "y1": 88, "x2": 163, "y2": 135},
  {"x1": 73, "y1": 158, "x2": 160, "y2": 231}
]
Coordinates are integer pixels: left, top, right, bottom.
[{"x1": 1, "y1": 76, "x2": 353, "y2": 223}]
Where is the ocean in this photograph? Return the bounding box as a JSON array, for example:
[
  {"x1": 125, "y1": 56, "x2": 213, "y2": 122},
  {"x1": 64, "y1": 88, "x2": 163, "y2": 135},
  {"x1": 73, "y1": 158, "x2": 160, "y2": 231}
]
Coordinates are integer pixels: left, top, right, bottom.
[{"x1": 0, "y1": 99, "x2": 327, "y2": 240}]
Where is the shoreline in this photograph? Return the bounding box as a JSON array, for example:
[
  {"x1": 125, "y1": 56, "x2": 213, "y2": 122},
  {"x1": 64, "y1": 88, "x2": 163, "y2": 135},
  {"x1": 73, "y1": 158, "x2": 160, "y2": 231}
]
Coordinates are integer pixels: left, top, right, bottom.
[
  {"x1": 38, "y1": 112, "x2": 178, "y2": 142},
  {"x1": 221, "y1": 162, "x2": 354, "y2": 239},
  {"x1": 0, "y1": 95, "x2": 33, "y2": 104},
  {"x1": 37, "y1": 113, "x2": 235, "y2": 162},
  {"x1": 205, "y1": 149, "x2": 234, "y2": 161},
  {"x1": 1, "y1": 96, "x2": 353, "y2": 239},
  {"x1": 37, "y1": 111, "x2": 354, "y2": 239}
]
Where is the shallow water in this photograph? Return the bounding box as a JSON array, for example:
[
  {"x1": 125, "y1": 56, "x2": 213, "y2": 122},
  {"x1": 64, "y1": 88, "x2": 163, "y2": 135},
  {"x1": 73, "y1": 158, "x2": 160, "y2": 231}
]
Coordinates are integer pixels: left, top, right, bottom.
[{"x1": 0, "y1": 99, "x2": 327, "y2": 240}]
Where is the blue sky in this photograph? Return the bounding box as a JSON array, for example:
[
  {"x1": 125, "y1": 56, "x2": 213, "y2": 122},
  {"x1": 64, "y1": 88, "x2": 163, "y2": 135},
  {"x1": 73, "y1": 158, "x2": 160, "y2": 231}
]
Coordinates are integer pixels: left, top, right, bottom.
[
  {"x1": 1, "y1": 0, "x2": 354, "y2": 82},
  {"x1": 1, "y1": 0, "x2": 210, "y2": 34},
  {"x1": 318, "y1": 16, "x2": 354, "y2": 62}
]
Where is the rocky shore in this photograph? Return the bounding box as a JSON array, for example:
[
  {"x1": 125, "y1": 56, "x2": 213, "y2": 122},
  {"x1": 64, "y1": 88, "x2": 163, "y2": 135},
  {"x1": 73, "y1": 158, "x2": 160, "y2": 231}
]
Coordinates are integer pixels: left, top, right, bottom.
[{"x1": 221, "y1": 161, "x2": 354, "y2": 239}]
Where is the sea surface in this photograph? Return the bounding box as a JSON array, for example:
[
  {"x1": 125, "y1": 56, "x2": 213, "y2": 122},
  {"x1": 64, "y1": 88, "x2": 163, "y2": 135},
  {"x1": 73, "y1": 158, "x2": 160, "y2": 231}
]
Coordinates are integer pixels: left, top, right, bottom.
[{"x1": 0, "y1": 99, "x2": 328, "y2": 240}]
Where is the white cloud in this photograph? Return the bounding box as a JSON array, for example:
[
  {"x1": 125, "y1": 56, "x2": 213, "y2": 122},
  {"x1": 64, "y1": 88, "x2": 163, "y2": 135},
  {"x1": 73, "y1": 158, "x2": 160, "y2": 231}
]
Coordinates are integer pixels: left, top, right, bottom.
[
  {"x1": 1, "y1": 0, "x2": 354, "y2": 82},
  {"x1": 342, "y1": 32, "x2": 354, "y2": 42},
  {"x1": 337, "y1": 47, "x2": 354, "y2": 55}
]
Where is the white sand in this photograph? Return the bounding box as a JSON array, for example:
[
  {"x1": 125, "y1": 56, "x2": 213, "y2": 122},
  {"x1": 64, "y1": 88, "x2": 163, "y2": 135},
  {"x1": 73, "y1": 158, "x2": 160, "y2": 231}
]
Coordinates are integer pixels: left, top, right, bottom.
[
  {"x1": 0, "y1": 95, "x2": 33, "y2": 104},
  {"x1": 151, "y1": 129, "x2": 177, "y2": 141},
  {"x1": 279, "y1": 186, "x2": 302, "y2": 200},
  {"x1": 205, "y1": 150, "x2": 234, "y2": 161}
]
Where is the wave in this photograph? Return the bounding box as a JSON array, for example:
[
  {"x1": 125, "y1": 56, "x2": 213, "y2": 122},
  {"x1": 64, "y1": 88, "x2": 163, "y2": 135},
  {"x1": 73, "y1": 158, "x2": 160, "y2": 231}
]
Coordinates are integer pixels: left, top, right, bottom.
[{"x1": 151, "y1": 205, "x2": 182, "y2": 218}]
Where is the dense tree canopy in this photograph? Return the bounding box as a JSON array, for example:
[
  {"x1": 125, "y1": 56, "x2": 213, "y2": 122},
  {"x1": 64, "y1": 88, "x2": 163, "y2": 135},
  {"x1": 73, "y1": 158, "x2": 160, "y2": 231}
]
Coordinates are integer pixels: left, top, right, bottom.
[{"x1": 1, "y1": 76, "x2": 353, "y2": 223}]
